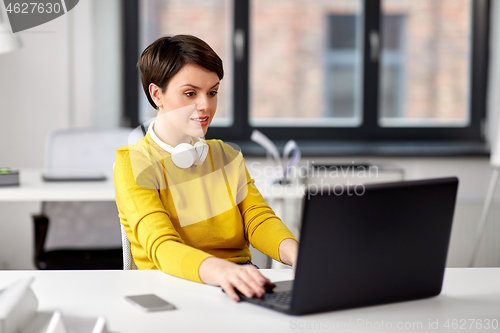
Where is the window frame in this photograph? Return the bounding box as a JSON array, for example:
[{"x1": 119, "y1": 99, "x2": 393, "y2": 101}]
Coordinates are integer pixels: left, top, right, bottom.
[{"x1": 124, "y1": 0, "x2": 490, "y2": 146}]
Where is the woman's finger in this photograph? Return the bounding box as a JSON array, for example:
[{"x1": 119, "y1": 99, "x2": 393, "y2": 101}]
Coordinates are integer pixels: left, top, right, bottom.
[
  {"x1": 245, "y1": 266, "x2": 268, "y2": 286},
  {"x1": 230, "y1": 274, "x2": 256, "y2": 298},
  {"x1": 243, "y1": 265, "x2": 274, "y2": 288},
  {"x1": 221, "y1": 281, "x2": 240, "y2": 302},
  {"x1": 243, "y1": 267, "x2": 269, "y2": 297}
]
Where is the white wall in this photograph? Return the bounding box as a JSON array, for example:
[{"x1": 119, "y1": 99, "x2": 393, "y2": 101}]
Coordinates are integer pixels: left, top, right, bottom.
[
  {"x1": 0, "y1": 15, "x2": 69, "y2": 168},
  {"x1": 92, "y1": 0, "x2": 123, "y2": 128},
  {"x1": 0, "y1": 0, "x2": 122, "y2": 168},
  {"x1": 0, "y1": 0, "x2": 122, "y2": 269}
]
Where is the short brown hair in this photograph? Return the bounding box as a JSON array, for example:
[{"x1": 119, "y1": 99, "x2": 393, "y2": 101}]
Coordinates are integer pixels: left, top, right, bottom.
[{"x1": 137, "y1": 35, "x2": 224, "y2": 110}]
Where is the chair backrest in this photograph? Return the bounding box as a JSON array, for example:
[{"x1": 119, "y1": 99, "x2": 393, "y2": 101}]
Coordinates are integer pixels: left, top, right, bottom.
[
  {"x1": 43, "y1": 128, "x2": 135, "y2": 251},
  {"x1": 44, "y1": 201, "x2": 122, "y2": 250},
  {"x1": 45, "y1": 128, "x2": 135, "y2": 172},
  {"x1": 121, "y1": 224, "x2": 136, "y2": 270}
]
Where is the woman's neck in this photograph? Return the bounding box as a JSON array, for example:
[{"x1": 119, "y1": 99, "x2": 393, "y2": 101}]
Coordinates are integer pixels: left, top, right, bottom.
[{"x1": 153, "y1": 116, "x2": 191, "y2": 147}]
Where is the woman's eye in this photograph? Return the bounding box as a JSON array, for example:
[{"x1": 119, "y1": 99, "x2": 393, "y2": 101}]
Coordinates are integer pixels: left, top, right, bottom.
[
  {"x1": 185, "y1": 92, "x2": 195, "y2": 97},
  {"x1": 209, "y1": 91, "x2": 218, "y2": 97}
]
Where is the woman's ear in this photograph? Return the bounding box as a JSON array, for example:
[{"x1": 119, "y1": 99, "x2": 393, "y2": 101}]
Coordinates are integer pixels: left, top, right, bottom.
[{"x1": 149, "y1": 83, "x2": 163, "y2": 108}]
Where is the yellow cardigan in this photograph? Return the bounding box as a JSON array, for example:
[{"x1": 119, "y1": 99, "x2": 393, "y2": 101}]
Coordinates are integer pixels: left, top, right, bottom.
[{"x1": 114, "y1": 133, "x2": 297, "y2": 283}]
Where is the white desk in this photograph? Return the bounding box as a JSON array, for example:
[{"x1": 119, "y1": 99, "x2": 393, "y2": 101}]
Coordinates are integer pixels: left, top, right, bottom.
[
  {"x1": 0, "y1": 169, "x2": 115, "y2": 202},
  {"x1": 0, "y1": 268, "x2": 498, "y2": 333},
  {"x1": 0, "y1": 169, "x2": 305, "y2": 202}
]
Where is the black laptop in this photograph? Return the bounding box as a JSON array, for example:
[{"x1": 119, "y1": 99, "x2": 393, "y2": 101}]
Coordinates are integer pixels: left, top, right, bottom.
[{"x1": 238, "y1": 177, "x2": 458, "y2": 315}]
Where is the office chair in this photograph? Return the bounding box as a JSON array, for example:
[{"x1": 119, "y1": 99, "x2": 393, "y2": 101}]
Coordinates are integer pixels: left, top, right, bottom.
[
  {"x1": 33, "y1": 128, "x2": 136, "y2": 270},
  {"x1": 118, "y1": 119, "x2": 154, "y2": 270},
  {"x1": 121, "y1": 224, "x2": 137, "y2": 270}
]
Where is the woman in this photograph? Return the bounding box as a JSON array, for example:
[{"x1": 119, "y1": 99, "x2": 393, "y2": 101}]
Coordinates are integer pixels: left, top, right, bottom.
[{"x1": 114, "y1": 35, "x2": 298, "y2": 302}]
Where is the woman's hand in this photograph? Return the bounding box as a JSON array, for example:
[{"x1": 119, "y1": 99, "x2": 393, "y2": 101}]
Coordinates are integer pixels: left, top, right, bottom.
[
  {"x1": 199, "y1": 257, "x2": 274, "y2": 302},
  {"x1": 218, "y1": 263, "x2": 275, "y2": 302}
]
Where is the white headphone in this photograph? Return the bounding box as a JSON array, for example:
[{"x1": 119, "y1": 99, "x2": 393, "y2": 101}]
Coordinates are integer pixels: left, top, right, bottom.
[
  {"x1": 165, "y1": 140, "x2": 208, "y2": 169},
  {"x1": 148, "y1": 120, "x2": 209, "y2": 169}
]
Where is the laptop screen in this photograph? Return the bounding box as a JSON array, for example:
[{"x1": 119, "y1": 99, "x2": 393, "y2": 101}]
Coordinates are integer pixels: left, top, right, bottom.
[{"x1": 291, "y1": 177, "x2": 458, "y2": 314}]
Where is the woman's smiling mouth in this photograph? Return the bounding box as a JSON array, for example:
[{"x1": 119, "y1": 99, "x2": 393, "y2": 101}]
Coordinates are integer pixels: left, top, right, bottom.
[{"x1": 190, "y1": 117, "x2": 209, "y2": 126}]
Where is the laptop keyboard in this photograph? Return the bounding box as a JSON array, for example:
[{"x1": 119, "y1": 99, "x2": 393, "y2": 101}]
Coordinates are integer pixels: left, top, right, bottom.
[{"x1": 264, "y1": 290, "x2": 293, "y2": 305}]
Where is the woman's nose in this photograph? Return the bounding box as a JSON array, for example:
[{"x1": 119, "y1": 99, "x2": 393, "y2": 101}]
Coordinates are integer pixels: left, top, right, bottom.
[{"x1": 196, "y1": 96, "x2": 209, "y2": 111}]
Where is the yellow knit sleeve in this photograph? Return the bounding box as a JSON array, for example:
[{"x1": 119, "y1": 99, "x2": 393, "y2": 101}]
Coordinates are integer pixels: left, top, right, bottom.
[
  {"x1": 237, "y1": 163, "x2": 298, "y2": 264},
  {"x1": 114, "y1": 147, "x2": 213, "y2": 283}
]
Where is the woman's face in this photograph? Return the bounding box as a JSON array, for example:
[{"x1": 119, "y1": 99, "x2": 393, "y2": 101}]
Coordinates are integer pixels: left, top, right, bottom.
[{"x1": 151, "y1": 63, "x2": 220, "y2": 139}]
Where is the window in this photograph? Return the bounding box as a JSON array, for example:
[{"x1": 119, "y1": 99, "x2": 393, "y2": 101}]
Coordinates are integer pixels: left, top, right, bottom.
[
  {"x1": 379, "y1": 14, "x2": 406, "y2": 121},
  {"x1": 138, "y1": 0, "x2": 233, "y2": 127},
  {"x1": 249, "y1": 1, "x2": 364, "y2": 128},
  {"x1": 326, "y1": 14, "x2": 363, "y2": 125},
  {"x1": 380, "y1": 1, "x2": 473, "y2": 128},
  {"x1": 125, "y1": 0, "x2": 489, "y2": 145}
]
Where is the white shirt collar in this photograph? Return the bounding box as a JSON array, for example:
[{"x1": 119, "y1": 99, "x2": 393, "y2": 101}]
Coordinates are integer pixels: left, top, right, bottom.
[{"x1": 148, "y1": 120, "x2": 175, "y2": 154}]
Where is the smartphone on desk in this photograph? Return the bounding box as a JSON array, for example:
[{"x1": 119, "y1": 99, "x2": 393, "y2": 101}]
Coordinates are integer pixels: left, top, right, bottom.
[{"x1": 125, "y1": 294, "x2": 176, "y2": 312}]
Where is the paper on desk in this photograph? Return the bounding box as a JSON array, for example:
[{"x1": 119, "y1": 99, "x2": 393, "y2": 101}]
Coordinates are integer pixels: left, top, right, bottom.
[
  {"x1": 0, "y1": 276, "x2": 38, "y2": 333},
  {"x1": 0, "y1": 276, "x2": 35, "y2": 318},
  {"x1": 43, "y1": 311, "x2": 109, "y2": 333},
  {"x1": 45, "y1": 311, "x2": 65, "y2": 333}
]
